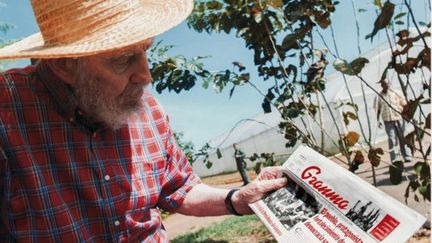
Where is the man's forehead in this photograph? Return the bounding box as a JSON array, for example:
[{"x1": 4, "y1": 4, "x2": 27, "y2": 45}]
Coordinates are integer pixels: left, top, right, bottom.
[{"x1": 101, "y1": 38, "x2": 154, "y2": 58}]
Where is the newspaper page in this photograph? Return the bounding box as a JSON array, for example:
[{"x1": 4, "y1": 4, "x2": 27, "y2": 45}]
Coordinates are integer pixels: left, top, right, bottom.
[{"x1": 249, "y1": 145, "x2": 426, "y2": 243}]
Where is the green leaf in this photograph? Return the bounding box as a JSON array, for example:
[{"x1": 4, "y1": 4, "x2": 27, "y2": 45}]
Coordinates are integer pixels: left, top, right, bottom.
[
  {"x1": 220, "y1": 14, "x2": 232, "y2": 34},
  {"x1": 350, "y1": 57, "x2": 370, "y2": 74},
  {"x1": 281, "y1": 33, "x2": 299, "y2": 50},
  {"x1": 232, "y1": 61, "x2": 246, "y2": 71},
  {"x1": 265, "y1": 88, "x2": 275, "y2": 101},
  {"x1": 368, "y1": 147, "x2": 384, "y2": 167},
  {"x1": 414, "y1": 162, "x2": 424, "y2": 175},
  {"x1": 222, "y1": 70, "x2": 231, "y2": 81},
  {"x1": 229, "y1": 86, "x2": 235, "y2": 98},
  {"x1": 395, "y1": 20, "x2": 404, "y2": 25},
  {"x1": 205, "y1": 161, "x2": 213, "y2": 169},
  {"x1": 286, "y1": 108, "x2": 301, "y2": 119},
  {"x1": 421, "y1": 98, "x2": 431, "y2": 104},
  {"x1": 420, "y1": 162, "x2": 430, "y2": 180},
  {"x1": 373, "y1": 0, "x2": 382, "y2": 7},
  {"x1": 216, "y1": 148, "x2": 223, "y2": 159},
  {"x1": 367, "y1": 1, "x2": 395, "y2": 41},
  {"x1": 417, "y1": 47, "x2": 430, "y2": 70},
  {"x1": 345, "y1": 131, "x2": 360, "y2": 146},
  {"x1": 206, "y1": 1, "x2": 223, "y2": 10},
  {"x1": 254, "y1": 12, "x2": 262, "y2": 23},
  {"x1": 333, "y1": 59, "x2": 350, "y2": 74},
  {"x1": 358, "y1": 8, "x2": 367, "y2": 13},
  {"x1": 350, "y1": 151, "x2": 364, "y2": 172},
  {"x1": 419, "y1": 184, "x2": 430, "y2": 201},
  {"x1": 343, "y1": 111, "x2": 358, "y2": 125},
  {"x1": 333, "y1": 57, "x2": 369, "y2": 76},
  {"x1": 404, "y1": 131, "x2": 416, "y2": 155},
  {"x1": 202, "y1": 80, "x2": 209, "y2": 89},
  {"x1": 281, "y1": 24, "x2": 312, "y2": 50},
  {"x1": 403, "y1": 95, "x2": 422, "y2": 120},
  {"x1": 405, "y1": 183, "x2": 410, "y2": 200},
  {"x1": 393, "y1": 12, "x2": 406, "y2": 19},
  {"x1": 262, "y1": 100, "x2": 272, "y2": 113},
  {"x1": 410, "y1": 180, "x2": 420, "y2": 191},
  {"x1": 285, "y1": 138, "x2": 297, "y2": 148},
  {"x1": 313, "y1": 11, "x2": 331, "y2": 29},
  {"x1": 425, "y1": 113, "x2": 431, "y2": 129},
  {"x1": 267, "y1": 0, "x2": 283, "y2": 9},
  {"x1": 389, "y1": 160, "x2": 404, "y2": 185},
  {"x1": 419, "y1": 21, "x2": 427, "y2": 26},
  {"x1": 354, "y1": 151, "x2": 364, "y2": 164}
]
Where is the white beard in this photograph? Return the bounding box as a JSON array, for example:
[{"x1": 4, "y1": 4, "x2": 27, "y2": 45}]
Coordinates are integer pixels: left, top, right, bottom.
[{"x1": 73, "y1": 61, "x2": 145, "y2": 129}]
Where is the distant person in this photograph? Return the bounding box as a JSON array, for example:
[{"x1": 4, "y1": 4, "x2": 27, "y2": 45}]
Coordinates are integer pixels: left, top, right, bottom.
[
  {"x1": 233, "y1": 143, "x2": 250, "y2": 185},
  {"x1": 374, "y1": 79, "x2": 412, "y2": 163}
]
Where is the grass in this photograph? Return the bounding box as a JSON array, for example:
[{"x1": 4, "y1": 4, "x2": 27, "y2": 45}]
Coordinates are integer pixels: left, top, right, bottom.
[{"x1": 171, "y1": 215, "x2": 277, "y2": 243}]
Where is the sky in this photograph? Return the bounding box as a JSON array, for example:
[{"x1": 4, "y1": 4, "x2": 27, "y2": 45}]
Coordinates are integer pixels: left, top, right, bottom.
[{"x1": 0, "y1": 0, "x2": 429, "y2": 147}]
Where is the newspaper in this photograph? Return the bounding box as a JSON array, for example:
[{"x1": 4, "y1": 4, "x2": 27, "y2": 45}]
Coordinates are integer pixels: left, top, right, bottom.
[{"x1": 249, "y1": 145, "x2": 426, "y2": 243}]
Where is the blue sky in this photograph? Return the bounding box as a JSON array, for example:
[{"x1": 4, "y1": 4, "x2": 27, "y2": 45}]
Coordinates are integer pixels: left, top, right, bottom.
[{"x1": 0, "y1": 1, "x2": 429, "y2": 147}]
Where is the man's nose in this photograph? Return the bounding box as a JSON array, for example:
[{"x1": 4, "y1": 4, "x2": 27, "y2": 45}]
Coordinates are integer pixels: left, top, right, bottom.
[{"x1": 131, "y1": 52, "x2": 152, "y2": 85}]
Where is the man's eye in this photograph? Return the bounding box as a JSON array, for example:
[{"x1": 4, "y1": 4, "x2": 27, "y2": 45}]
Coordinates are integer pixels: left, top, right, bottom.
[{"x1": 112, "y1": 54, "x2": 135, "y2": 71}]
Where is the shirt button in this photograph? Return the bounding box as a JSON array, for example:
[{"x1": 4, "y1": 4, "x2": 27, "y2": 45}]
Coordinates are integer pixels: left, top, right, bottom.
[
  {"x1": 104, "y1": 175, "x2": 111, "y2": 181},
  {"x1": 114, "y1": 220, "x2": 120, "y2": 226}
]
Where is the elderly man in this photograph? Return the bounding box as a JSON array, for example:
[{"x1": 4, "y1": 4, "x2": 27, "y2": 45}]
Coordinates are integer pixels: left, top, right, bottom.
[
  {"x1": 374, "y1": 79, "x2": 412, "y2": 163},
  {"x1": 0, "y1": 0, "x2": 287, "y2": 242}
]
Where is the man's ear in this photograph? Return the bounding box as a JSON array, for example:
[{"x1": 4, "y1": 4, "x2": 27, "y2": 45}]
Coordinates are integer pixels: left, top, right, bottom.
[{"x1": 44, "y1": 58, "x2": 79, "y2": 85}]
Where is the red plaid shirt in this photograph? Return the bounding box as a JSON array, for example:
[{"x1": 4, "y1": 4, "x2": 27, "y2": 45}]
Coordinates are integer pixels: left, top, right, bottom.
[{"x1": 0, "y1": 64, "x2": 201, "y2": 242}]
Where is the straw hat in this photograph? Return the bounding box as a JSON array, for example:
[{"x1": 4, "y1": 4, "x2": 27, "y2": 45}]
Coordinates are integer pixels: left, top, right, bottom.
[{"x1": 0, "y1": 0, "x2": 194, "y2": 59}]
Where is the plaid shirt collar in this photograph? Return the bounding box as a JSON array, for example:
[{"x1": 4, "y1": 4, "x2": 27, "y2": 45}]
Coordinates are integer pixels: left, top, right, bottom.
[{"x1": 36, "y1": 62, "x2": 104, "y2": 132}]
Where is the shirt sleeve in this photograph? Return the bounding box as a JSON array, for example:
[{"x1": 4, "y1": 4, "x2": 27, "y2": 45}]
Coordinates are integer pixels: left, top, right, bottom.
[
  {"x1": 157, "y1": 115, "x2": 202, "y2": 212},
  {"x1": 395, "y1": 90, "x2": 407, "y2": 107},
  {"x1": 0, "y1": 118, "x2": 9, "y2": 204},
  {"x1": 373, "y1": 95, "x2": 380, "y2": 112}
]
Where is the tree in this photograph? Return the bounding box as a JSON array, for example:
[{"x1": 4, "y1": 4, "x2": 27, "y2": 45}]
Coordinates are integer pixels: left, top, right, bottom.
[
  {"x1": 0, "y1": 1, "x2": 15, "y2": 71},
  {"x1": 151, "y1": 0, "x2": 430, "y2": 201}
]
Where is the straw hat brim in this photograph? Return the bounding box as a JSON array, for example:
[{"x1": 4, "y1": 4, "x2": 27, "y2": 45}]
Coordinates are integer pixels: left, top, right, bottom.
[{"x1": 0, "y1": 0, "x2": 193, "y2": 59}]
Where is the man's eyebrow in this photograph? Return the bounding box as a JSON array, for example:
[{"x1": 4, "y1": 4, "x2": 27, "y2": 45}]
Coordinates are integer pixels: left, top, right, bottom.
[{"x1": 105, "y1": 39, "x2": 154, "y2": 60}]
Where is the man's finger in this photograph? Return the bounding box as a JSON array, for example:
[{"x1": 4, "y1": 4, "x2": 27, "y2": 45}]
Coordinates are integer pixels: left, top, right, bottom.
[
  {"x1": 257, "y1": 166, "x2": 285, "y2": 180},
  {"x1": 257, "y1": 177, "x2": 288, "y2": 192}
]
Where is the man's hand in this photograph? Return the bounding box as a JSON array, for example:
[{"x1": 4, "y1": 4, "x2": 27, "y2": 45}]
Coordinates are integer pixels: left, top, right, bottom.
[
  {"x1": 231, "y1": 166, "x2": 288, "y2": 215},
  {"x1": 378, "y1": 122, "x2": 383, "y2": 129}
]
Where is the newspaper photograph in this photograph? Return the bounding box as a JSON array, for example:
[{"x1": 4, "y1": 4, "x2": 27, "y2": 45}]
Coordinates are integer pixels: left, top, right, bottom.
[{"x1": 249, "y1": 145, "x2": 426, "y2": 243}]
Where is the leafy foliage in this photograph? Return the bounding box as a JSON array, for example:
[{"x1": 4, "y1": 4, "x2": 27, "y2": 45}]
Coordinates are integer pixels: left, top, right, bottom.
[
  {"x1": 148, "y1": 0, "x2": 430, "y2": 202},
  {"x1": 0, "y1": 2, "x2": 14, "y2": 71},
  {"x1": 249, "y1": 152, "x2": 279, "y2": 174},
  {"x1": 406, "y1": 162, "x2": 431, "y2": 202},
  {"x1": 366, "y1": 1, "x2": 395, "y2": 41},
  {"x1": 368, "y1": 147, "x2": 384, "y2": 167},
  {"x1": 349, "y1": 151, "x2": 365, "y2": 172},
  {"x1": 389, "y1": 160, "x2": 404, "y2": 185},
  {"x1": 149, "y1": 41, "x2": 250, "y2": 95},
  {"x1": 333, "y1": 58, "x2": 369, "y2": 76},
  {"x1": 173, "y1": 131, "x2": 196, "y2": 164}
]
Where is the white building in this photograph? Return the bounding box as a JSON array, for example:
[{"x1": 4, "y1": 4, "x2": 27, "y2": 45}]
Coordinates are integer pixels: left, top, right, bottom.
[{"x1": 193, "y1": 37, "x2": 431, "y2": 177}]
